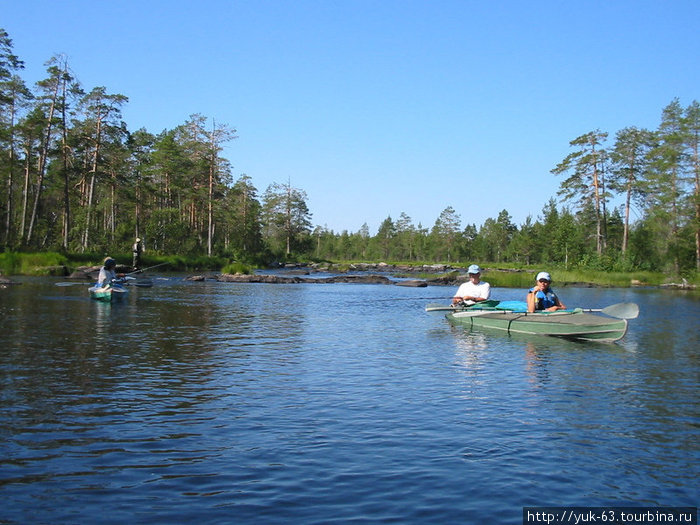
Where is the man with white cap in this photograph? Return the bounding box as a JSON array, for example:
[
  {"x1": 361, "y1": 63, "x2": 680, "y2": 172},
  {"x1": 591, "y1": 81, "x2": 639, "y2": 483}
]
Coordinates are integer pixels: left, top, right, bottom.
[
  {"x1": 452, "y1": 264, "x2": 491, "y2": 306},
  {"x1": 527, "y1": 271, "x2": 566, "y2": 312}
]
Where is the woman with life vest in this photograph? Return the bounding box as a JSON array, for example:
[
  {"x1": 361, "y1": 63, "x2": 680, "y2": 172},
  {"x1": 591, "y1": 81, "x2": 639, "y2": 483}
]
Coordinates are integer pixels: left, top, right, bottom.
[{"x1": 527, "y1": 271, "x2": 566, "y2": 312}]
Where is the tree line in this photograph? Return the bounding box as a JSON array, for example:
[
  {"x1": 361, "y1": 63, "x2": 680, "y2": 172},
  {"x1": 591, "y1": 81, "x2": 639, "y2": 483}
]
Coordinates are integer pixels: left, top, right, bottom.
[{"x1": 1, "y1": 29, "x2": 698, "y2": 274}]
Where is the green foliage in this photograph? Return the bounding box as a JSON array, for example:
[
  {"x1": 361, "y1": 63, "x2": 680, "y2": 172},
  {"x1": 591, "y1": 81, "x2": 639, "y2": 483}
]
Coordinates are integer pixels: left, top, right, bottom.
[
  {"x1": 553, "y1": 269, "x2": 665, "y2": 287},
  {"x1": 576, "y1": 252, "x2": 636, "y2": 273},
  {"x1": 155, "y1": 255, "x2": 228, "y2": 272},
  {"x1": 486, "y1": 267, "x2": 669, "y2": 288},
  {"x1": 221, "y1": 261, "x2": 251, "y2": 275},
  {"x1": 481, "y1": 271, "x2": 533, "y2": 288},
  {"x1": 0, "y1": 251, "x2": 20, "y2": 274},
  {"x1": 405, "y1": 265, "x2": 678, "y2": 288},
  {"x1": 0, "y1": 251, "x2": 68, "y2": 275},
  {"x1": 261, "y1": 181, "x2": 312, "y2": 256}
]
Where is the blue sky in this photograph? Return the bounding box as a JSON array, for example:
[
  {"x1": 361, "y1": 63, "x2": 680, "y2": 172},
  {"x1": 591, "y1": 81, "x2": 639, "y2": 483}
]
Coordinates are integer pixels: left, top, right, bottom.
[{"x1": 3, "y1": 1, "x2": 699, "y2": 234}]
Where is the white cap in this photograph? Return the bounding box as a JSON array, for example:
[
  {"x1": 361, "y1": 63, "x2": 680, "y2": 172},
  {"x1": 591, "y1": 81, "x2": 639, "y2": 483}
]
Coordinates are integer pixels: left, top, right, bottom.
[
  {"x1": 536, "y1": 271, "x2": 551, "y2": 282},
  {"x1": 468, "y1": 264, "x2": 482, "y2": 274}
]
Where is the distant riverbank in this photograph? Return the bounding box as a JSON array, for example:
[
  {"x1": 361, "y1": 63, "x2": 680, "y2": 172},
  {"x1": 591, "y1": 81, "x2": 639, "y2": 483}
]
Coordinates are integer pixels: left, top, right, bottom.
[
  {"x1": 265, "y1": 261, "x2": 697, "y2": 289},
  {"x1": 204, "y1": 262, "x2": 697, "y2": 290},
  {"x1": 1, "y1": 252, "x2": 697, "y2": 290}
]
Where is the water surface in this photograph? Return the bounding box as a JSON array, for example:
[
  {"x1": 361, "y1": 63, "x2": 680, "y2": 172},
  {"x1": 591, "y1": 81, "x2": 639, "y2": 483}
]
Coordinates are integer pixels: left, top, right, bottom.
[{"x1": 1, "y1": 277, "x2": 698, "y2": 523}]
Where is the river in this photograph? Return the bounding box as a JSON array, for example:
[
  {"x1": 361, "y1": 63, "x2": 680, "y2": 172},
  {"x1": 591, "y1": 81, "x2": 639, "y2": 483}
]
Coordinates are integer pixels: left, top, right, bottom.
[{"x1": 0, "y1": 275, "x2": 698, "y2": 524}]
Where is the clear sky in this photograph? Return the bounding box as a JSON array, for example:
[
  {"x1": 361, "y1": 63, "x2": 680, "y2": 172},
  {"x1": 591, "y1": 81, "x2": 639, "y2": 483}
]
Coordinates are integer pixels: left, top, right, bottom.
[{"x1": 3, "y1": 1, "x2": 699, "y2": 234}]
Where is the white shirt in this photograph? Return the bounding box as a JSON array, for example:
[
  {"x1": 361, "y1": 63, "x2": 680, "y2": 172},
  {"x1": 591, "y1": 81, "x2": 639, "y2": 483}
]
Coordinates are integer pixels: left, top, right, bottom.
[
  {"x1": 97, "y1": 267, "x2": 116, "y2": 287},
  {"x1": 453, "y1": 280, "x2": 491, "y2": 301}
]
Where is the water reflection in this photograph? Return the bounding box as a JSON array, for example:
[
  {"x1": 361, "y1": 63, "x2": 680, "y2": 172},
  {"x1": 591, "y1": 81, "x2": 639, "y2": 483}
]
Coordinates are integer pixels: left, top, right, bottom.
[
  {"x1": 451, "y1": 328, "x2": 489, "y2": 377},
  {"x1": 93, "y1": 300, "x2": 112, "y2": 342},
  {"x1": 523, "y1": 341, "x2": 552, "y2": 388}
]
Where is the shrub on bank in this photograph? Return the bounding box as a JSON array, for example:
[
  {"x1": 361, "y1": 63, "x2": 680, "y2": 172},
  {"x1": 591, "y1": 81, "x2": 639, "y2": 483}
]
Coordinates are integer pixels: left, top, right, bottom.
[{"x1": 222, "y1": 262, "x2": 251, "y2": 275}]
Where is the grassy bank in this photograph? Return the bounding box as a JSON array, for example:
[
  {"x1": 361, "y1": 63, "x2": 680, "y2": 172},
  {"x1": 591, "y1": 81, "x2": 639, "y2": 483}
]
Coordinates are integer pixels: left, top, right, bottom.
[
  {"x1": 0, "y1": 251, "x2": 71, "y2": 275},
  {"x1": 0, "y1": 251, "x2": 229, "y2": 276},
  {"x1": 481, "y1": 269, "x2": 667, "y2": 288},
  {"x1": 357, "y1": 260, "x2": 697, "y2": 288}
]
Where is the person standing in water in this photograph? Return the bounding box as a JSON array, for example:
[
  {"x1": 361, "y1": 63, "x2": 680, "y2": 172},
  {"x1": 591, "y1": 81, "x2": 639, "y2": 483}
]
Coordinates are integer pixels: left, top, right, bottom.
[{"x1": 132, "y1": 237, "x2": 144, "y2": 270}]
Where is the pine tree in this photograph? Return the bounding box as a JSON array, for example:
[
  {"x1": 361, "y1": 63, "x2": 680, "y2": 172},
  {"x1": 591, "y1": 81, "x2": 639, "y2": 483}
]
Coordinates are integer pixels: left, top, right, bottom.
[
  {"x1": 552, "y1": 130, "x2": 610, "y2": 254},
  {"x1": 609, "y1": 126, "x2": 655, "y2": 253}
]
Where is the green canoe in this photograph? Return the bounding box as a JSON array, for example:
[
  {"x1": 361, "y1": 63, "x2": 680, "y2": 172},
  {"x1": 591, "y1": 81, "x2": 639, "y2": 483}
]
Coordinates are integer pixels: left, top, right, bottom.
[{"x1": 446, "y1": 308, "x2": 629, "y2": 342}]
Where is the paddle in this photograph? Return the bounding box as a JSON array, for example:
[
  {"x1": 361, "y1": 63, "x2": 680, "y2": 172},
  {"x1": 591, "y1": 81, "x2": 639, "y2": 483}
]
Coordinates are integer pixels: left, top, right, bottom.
[
  {"x1": 425, "y1": 300, "x2": 500, "y2": 312},
  {"x1": 125, "y1": 261, "x2": 169, "y2": 275},
  {"x1": 425, "y1": 303, "x2": 460, "y2": 312},
  {"x1": 123, "y1": 276, "x2": 153, "y2": 288},
  {"x1": 453, "y1": 303, "x2": 639, "y2": 319},
  {"x1": 56, "y1": 276, "x2": 140, "y2": 287},
  {"x1": 578, "y1": 302, "x2": 639, "y2": 319},
  {"x1": 56, "y1": 261, "x2": 169, "y2": 286}
]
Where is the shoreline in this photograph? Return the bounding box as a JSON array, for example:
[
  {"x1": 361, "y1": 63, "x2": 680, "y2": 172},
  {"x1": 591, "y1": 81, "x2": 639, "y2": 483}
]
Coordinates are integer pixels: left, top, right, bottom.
[
  {"x1": 1, "y1": 260, "x2": 697, "y2": 290},
  {"x1": 187, "y1": 266, "x2": 697, "y2": 290}
]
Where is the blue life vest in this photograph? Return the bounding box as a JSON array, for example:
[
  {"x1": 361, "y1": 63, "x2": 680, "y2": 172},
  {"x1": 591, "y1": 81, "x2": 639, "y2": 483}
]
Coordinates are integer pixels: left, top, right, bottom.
[{"x1": 531, "y1": 288, "x2": 558, "y2": 310}]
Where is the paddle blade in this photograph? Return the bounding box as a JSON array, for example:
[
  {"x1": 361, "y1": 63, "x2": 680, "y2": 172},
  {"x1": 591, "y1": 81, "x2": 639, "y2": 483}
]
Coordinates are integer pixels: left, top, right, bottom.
[
  {"x1": 425, "y1": 303, "x2": 455, "y2": 312},
  {"x1": 600, "y1": 302, "x2": 639, "y2": 319}
]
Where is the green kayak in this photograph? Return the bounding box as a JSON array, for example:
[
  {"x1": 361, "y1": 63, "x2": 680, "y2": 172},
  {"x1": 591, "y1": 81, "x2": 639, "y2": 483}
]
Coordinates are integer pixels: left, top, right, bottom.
[
  {"x1": 446, "y1": 309, "x2": 629, "y2": 342},
  {"x1": 88, "y1": 283, "x2": 128, "y2": 302}
]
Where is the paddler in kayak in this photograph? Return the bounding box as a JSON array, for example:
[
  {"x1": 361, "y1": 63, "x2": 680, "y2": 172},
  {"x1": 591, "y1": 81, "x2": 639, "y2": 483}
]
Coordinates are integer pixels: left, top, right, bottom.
[
  {"x1": 97, "y1": 257, "x2": 125, "y2": 287},
  {"x1": 527, "y1": 271, "x2": 566, "y2": 312},
  {"x1": 452, "y1": 264, "x2": 491, "y2": 306}
]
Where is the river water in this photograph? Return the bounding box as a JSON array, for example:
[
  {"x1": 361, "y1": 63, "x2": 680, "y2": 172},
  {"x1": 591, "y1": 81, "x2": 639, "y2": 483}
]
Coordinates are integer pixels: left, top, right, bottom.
[{"x1": 1, "y1": 276, "x2": 698, "y2": 524}]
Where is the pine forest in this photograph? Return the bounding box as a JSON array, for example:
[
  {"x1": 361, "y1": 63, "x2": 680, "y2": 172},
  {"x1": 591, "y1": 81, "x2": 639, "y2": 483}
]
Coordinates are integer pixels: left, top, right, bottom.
[{"x1": 1, "y1": 29, "x2": 698, "y2": 275}]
